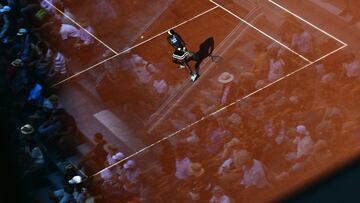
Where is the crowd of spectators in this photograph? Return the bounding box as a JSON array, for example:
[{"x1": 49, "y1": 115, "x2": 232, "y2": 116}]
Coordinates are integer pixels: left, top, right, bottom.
[
  {"x1": 88, "y1": 10, "x2": 360, "y2": 203},
  {"x1": 0, "y1": 0, "x2": 98, "y2": 202}
]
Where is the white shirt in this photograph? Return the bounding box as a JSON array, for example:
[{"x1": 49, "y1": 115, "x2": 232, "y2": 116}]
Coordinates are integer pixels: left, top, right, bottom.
[
  {"x1": 60, "y1": 24, "x2": 79, "y2": 40},
  {"x1": 210, "y1": 195, "x2": 231, "y2": 203},
  {"x1": 291, "y1": 31, "x2": 313, "y2": 54},
  {"x1": 241, "y1": 159, "x2": 269, "y2": 188},
  {"x1": 294, "y1": 135, "x2": 314, "y2": 158},
  {"x1": 268, "y1": 58, "x2": 285, "y2": 82},
  {"x1": 153, "y1": 79, "x2": 168, "y2": 94},
  {"x1": 175, "y1": 157, "x2": 191, "y2": 180},
  {"x1": 343, "y1": 60, "x2": 360, "y2": 78}
]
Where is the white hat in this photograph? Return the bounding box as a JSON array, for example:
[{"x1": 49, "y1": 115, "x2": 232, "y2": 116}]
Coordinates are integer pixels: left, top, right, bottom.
[
  {"x1": 296, "y1": 125, "x2": 307, "y2": 135},
  {"x1": 123, "y1": 160, "x2": 136, "y2": 169},
  {"x1": 186, "y1": 134, "x2": 199, "y2": 144},
  {"x1": 20, "y1": 124, "x2": 34, "y2": 135},
  {"x1": 17, "y1": 28, "x2": 28, "y2": 36},
  {"x1": 68, "y1": 176, "x2": 82, "y2": 184},
  {"x1": 217, "y1": 72, "x2": 234, "y2": 84},
  {"x1": 111, "y1": 152, "x2": 125, "y2": 161},
  {"x1": 0, "y1": 6, "x2": 11, "y2": 13},
  {"x1": 188, "y1": 162, "x2": 205, "y2": 177}
]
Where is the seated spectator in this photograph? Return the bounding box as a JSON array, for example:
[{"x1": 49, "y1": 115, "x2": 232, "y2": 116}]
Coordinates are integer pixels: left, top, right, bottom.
[
  {"x1": 119, "y1": 160, "x2": 142, "y2": 196},
  {"x1": 291, "y1": 27, "x2": 314, "y2": 59},
  {"x1": 19, "y1": 131, "x2": 45, "y2": 177},
  {"x1": 175, "y1": 148, "x2": 192, "y2": 181},
  {"x1": 293, "y1": 125, "x2": 314, "y2": 159},
  {"x1": 240, "y1": 152, "x2": 269, "y2": 189},
  {"x1": 46, "y1": 46, "x2": 67, "y2": 82},
  {"x1": 209, "y1": 186, "x2": 231, "y2": 203},
  {"x1": 342, "y1": 53, "x2": 360, "y2": 79}
]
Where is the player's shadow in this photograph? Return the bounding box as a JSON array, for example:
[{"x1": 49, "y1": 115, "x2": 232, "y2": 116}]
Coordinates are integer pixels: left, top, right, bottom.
[{"x1": 193, "y1": 37, "x2": 216, "y2": 75}]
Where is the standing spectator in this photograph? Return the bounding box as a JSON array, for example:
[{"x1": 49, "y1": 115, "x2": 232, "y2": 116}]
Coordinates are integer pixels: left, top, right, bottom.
[
  {"x1": 291, "y1": 27, "x2": 314, "y2": 59},
  {"x1": 79, "y1": 133, "x2": 107, "y2": 173},
  {"x1": 240, "y1": 152, "x2": 269, "y2": 189}
]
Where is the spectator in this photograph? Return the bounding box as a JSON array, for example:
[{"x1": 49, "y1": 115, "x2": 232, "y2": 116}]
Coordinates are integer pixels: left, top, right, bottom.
[
  {"x1": 209, "y1": 186, "x2": 231, "y2": 203},
  {"x1": 239, "y1": 152, "x2": 269, "y2": 189}
]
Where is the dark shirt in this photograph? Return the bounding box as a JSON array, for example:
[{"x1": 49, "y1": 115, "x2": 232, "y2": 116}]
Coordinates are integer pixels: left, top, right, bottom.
[{"x1": 167, "y1": 32, "x2": 186, "y2": 50}]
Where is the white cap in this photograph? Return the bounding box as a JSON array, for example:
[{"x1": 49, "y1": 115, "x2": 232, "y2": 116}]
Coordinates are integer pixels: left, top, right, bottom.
[
  {"x1": 68, "y1": 176, "x2": 82, "y2": 184},
  {"x1": 123, "y1": 160, "x2": 136, "y2": 169},
  {"x1": 0, "y1": 6, "x2": 11, "y2": 13},
  {"x1": 111, "y1": 152, "x2": 125, "y2": 161},
  {"x1": 296, "y1": 125, "x2": 307, "y2": 135}
]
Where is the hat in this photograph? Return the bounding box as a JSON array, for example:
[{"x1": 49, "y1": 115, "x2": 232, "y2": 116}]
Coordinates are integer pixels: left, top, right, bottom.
[
  {"x1": 104, "y1": 143, "x2": 118, "y2": 154},
  {"x1": 296, "y1": 125, "x2": 307, "y2": 135},
  {"x1": 20, "y1": 124, "x2": 34, "y2": 135},
  {"x1": 17, "y1": 28, "x2": 28, "y2": 36},
  {"x1": 186, "y1": 134, "x2": 199, "y2": 144},
  {"x1": 11, "y1": 59, "x2": 24, "y2": 67},
  {"x1": 123, "y1": 160, "x2": 136, "y2": 169},
  {"x1": 111, "y1": 152, "x2": 125, "y2": 161},
  {"x1": 68, "y1": 175, "x2": 82, "y2": 184},
  {"x1": 217, "y1": 72, "x2": 234, "y2": 84},
  {"x1": 0, "y1": 6, "x2": 11, "y2": 13},
  {"x1": 188, "y1": 162, "x2": 205, "y2": 177}
]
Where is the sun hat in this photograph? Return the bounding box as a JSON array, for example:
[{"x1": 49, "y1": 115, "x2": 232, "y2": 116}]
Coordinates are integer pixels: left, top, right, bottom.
[
  {"x1": 0, "y1": 6, "x2": 11, "y2": 13},
  {"x1": 188, "y1": 162, "x2": 205, "y2": 177},
  {"x1": 217, "y1": 72, "x2": 234, "y2": 84},
  {"x1": 68, "y1": 175, "x2": 82, "y2": 184},
  {"x1": 20, "y1": 124, "x2": 34, "y2": 135},
  {"x1": 11, "y1": 59, "x2": 24, "y2": 67},
  {"x1": 123, "y1": 160, "x2": 136, "y2": 169},
  {"x1": 17, "y1": 28, "x2": 28, "y2": 36}
]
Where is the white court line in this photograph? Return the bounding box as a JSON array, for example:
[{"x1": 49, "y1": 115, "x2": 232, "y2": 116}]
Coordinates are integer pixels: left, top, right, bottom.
[
  {"x1": 52, "y1": 53, "x2": 119, "y2": 87},
  {"x1": 43, "y1": 0, "x2": 118, "y2": 54},
  {"x1": 266, "y1": 0, "x2": 348, "y2": 46},
  {"x1": 209, "y1": 0, "x2": 312, "y2": 63},
  {"x1": 91, "y1": 43, "x2": 347, "y2": 178},
  {"x1": 52, "y1": 6, "x2": 219, "y2": 87}
]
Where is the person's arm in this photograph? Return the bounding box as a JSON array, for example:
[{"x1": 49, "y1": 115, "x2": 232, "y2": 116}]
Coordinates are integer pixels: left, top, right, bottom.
[{"x1": 0, "y1": 15, "x2": 9, "y2": 39}]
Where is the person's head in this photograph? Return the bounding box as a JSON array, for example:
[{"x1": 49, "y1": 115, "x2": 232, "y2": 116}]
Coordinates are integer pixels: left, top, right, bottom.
[
  {"x1": 94, "y1": 133, "x2": 104, "y2": 143},
  {"x1": 36, "y1": 41, "x2": 48, "y2": 55},
  {"x1": 167, "y1": 29, "x2": 175, "y2": 35},
  {"x1": 212, "y1": 186, "x2": 224, "y2": 197},
  {"x1": 123, "y1": 160, "x2": 137, "y2": 171}
]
